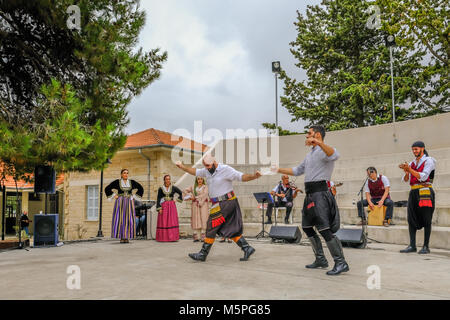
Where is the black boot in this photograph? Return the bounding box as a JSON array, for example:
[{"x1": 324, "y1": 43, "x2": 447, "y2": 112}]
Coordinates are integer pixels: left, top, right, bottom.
[
  {"x1": 420, "y1": 225, "x2": 431, "y2": 254},
  {"x1": 418, "y1": 246, "x2": 430, "y2": 254},
  {"x1": 188, "y1": 242, "x2": 212, "y2": 261},
  {"x1": 305, "y1": 235, "x2": 329, "y2": 269},
  {"x1": 401, "y1": 226, "x2": 417, "y2": 253},
  {"x1": 264, "y1": 218, "x2": 272, "y2": 224},
  {"x1": 400, "y1": 245, "x2": 417, "y2": 253},
  {"x1": 325, "y1": 236, "x2": 349, "y2": 275},
  {"x1": 236, "y1": 237, "x2": 255, "y2": 261}
]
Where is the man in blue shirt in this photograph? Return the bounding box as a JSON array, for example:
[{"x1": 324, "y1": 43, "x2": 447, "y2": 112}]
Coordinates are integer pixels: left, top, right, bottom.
[{"x1": 274, "y1": 125, "x2": 349, "y2": 276}]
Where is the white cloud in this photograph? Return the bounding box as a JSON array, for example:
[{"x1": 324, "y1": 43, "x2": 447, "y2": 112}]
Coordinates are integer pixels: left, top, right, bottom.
[
  {"x1": 127, "y1": 0, "x2": 317, "y2": 136},
  {"x1": 140, "y1": 1, "x2": 250, "y2": 91}
]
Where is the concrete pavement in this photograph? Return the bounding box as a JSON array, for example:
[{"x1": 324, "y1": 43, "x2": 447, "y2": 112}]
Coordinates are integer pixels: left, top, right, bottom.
[{"x1": 0, "y1": 238, "x2": 449, "y2": 300}]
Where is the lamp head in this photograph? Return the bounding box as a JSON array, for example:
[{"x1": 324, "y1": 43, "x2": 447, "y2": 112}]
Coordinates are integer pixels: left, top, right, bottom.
[{"x1": 272, "y1": 61, "x2": 281, "y2": 73}]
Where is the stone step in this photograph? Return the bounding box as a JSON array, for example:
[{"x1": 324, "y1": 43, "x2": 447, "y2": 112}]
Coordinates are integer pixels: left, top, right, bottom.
[
  {"x1": 205, "y1": 205, "x2": 450, "y2": 227},
  {"x1": 228, "y1": 148, "x2": 450, "y2": 172},
  {"x1": 230, "y1": 179, "x2": 450, "y2": 197},
  {"x1": 326, "y1": 176, "x2": 450, "y2": 193},
  {"x1": 0, "y1": 239, "x2": 30, "y2": 250},
  {"x1": 335, "y1": 153, "x2": 450, "y2": 167},
  {"x1": 232, "y1": 186, "x2": 450, "y2": 208},
  {"x1": 229, "y1": 155, "x2": 450, "y2": 187},
  {"x1": 176, "y1": 223, "x2": 450, "y2": 250},
  {"x1": 332, "y1": 160, "x2": 450, "y2": 181},
  {"x1": 338, "y1": 206, "x2": 450, "y2": 227},
  {"x1": 335, "y1": 189, "x2": 450, "y2": 206},
  {"x1": 227, "y1": 147, "x2": 450, "y2": 165},
  {"x1": 332, "y1": 225, "x2": 450, "y2": 250},
  {"x1": 177, "y1": 203, "x2": 450, "y2": 228},
  {"x1": 242, "y1": 206, "x2": 450, "y2": 227},
  {"x1": 338, "y1": 147, "x2": 450, "y2": 162}
]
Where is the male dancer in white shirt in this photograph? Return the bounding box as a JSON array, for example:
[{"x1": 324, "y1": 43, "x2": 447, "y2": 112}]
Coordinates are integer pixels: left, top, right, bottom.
[{"x1": 176, "y1": 154, "x2": 261, "y2": 261}]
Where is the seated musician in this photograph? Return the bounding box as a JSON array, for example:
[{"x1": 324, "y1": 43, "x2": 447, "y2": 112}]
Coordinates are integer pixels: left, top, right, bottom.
[
  {"x1": 265, "y1": 175, "x2": 301, "y2": 224},
  {"x1": 357, "y1": 167, "x2": 394, "y2": 227}
]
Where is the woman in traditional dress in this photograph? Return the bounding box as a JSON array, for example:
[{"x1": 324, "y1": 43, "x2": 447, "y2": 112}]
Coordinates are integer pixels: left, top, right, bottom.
[
  {"x1": 156, "y1": 174, "x2": 183, "y2": 242},
  {"x1": 105, "y1": 169, "x2": 144, "y2": 243},
  {"x1": 183, "y1": 177, "x2": 209, "y2": 242}
]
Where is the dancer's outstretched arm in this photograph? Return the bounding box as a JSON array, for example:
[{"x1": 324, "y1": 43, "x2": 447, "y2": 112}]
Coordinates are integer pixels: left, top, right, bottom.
[
  {"x1": 176, "y1": 161, "x2": 197, "y2": 176},
  {"x1": 277, "y1": 168, "x2": 294, "y2": 176},
  {"x1": 242, "y1": 171, "x2": 262, "y2": 182}
]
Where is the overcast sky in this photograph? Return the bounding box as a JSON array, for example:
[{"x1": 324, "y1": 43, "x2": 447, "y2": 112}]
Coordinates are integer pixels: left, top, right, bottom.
[{"x1": 126, "y1": 0, "x2": 321, "y2": 138}]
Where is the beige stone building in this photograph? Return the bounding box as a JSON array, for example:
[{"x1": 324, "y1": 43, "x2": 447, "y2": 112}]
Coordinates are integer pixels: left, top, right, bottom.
[{"x1": 62, "y1": 128, "x2": 207, "y2": 240}]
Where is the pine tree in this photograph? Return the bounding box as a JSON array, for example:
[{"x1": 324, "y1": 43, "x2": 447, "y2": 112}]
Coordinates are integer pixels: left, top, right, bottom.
[
  {"x1": 377, "y1": 0, "x2": 449, "y2": 115},
  {"x1": 0, "y1": 0, "x2": 167, "y2": 178},
  {"x1": 279, "y1": 0, "x2": 448, "y2": 131}
]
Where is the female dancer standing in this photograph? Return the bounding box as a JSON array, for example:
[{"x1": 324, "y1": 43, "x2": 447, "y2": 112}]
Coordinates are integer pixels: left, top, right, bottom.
[
  {"x1": 105, "y1": 169, "x2": 144, "y2": 243},
  {"x1": 156, "y1": 175, "x2": 183, "y2": 242},
  {"x1": 184, "y1": 177, "x2": 209, "y2": 242}
]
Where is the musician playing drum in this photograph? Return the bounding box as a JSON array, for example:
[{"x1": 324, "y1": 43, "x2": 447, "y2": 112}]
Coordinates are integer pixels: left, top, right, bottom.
[{"x1": 265, "y1": 175, "x2": 301, "y2": 224}]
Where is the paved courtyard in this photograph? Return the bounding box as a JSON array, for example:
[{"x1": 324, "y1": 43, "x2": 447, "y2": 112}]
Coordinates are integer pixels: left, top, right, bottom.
[{"x1": 0, "y1": 238, "x2": 449, "y2": 300}]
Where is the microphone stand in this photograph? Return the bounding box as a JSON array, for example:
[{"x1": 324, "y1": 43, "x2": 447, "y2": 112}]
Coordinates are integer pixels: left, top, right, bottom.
[{"x1": 357, "y1": 177, "x2": 369, "y2": 246}]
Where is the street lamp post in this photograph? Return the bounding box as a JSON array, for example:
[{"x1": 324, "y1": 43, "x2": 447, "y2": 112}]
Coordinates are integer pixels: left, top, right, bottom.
[
  {"x1": 272, "y1": 61, "x2": 281, "y2": 129},
  {"x1": 97, "y1": 168, "x2": 104, "y2": 237},
  {"x1": 385, "y1": 35, "x2": 396, "y2": 123},
  {"x1": 1, "y1": 181, "x2": 5, "y2": 241},
  {"x1": 97, "y1": 159, "x2": 112, "y2": 238},
  {"x1": 389, "y1": 46, "x2": 395, "y2": 123}
]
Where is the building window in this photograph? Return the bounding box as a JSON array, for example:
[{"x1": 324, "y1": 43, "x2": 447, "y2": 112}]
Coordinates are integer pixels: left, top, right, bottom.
[
  {"x1": 6, "y1": 192, "x2": 22, "y2": 218},
  {"x1": 86, "y1": 185, "x2": 99, "y2": 221}
]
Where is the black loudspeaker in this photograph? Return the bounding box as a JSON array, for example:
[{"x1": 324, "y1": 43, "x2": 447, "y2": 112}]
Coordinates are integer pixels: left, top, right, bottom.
[
  {"x1": 34, "y1": 214, "x2": 59, "y2": 246},
  {"x1": 335, "y1": 228, "x2": 366, "y2": 248},
  {"x1": 34, "y1": 166, "x2": 56, "y2": 194},
  {"x1": 269, "y1": 226, "x2": 302, "y2": 243}
]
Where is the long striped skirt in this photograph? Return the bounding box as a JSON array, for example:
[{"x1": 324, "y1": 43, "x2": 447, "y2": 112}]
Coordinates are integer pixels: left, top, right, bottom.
[
  {"x1": 156, "y1": 200, "x2": 179, "y2": 242},
  {"x1": 111, "y1": 196, "x2": 136, "y2": 239}
]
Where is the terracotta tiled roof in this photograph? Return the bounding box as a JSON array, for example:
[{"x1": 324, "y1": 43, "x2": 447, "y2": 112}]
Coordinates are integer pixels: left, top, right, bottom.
[
  {"x1": 1, "y1": 173, "x2": 64, "y2": 190},
  {"x1": 124, "y1": 128, "x2": 208, "y2": 152}
]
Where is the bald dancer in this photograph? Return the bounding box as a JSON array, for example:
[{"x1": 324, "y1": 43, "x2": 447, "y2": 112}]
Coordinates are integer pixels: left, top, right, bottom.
[{"x1": 176, "y1": 154, "x2": 262, "y2": 261}]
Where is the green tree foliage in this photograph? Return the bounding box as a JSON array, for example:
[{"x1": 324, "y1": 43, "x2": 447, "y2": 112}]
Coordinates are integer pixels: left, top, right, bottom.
[
  {"x1": 261, "y1": 122, "x2": 300, "y2": 136},
  {"x1": 279, "y1": 0, "x2": 448, "y2": 131},
  {"x1": 377, "y1": 0, "x2": 449, "y2": 115},
  {"x1": 0, "y1": 0, "x2": 167, "y2": 178}
]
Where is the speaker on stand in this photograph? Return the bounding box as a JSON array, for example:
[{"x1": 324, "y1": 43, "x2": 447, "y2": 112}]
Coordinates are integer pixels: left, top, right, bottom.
[
  {"x1": 34, "y1": 166, "x2": 56, "y2": 195},
  {"x1": 34, "y1": 165, "x2": 56, "y2": 220}
]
